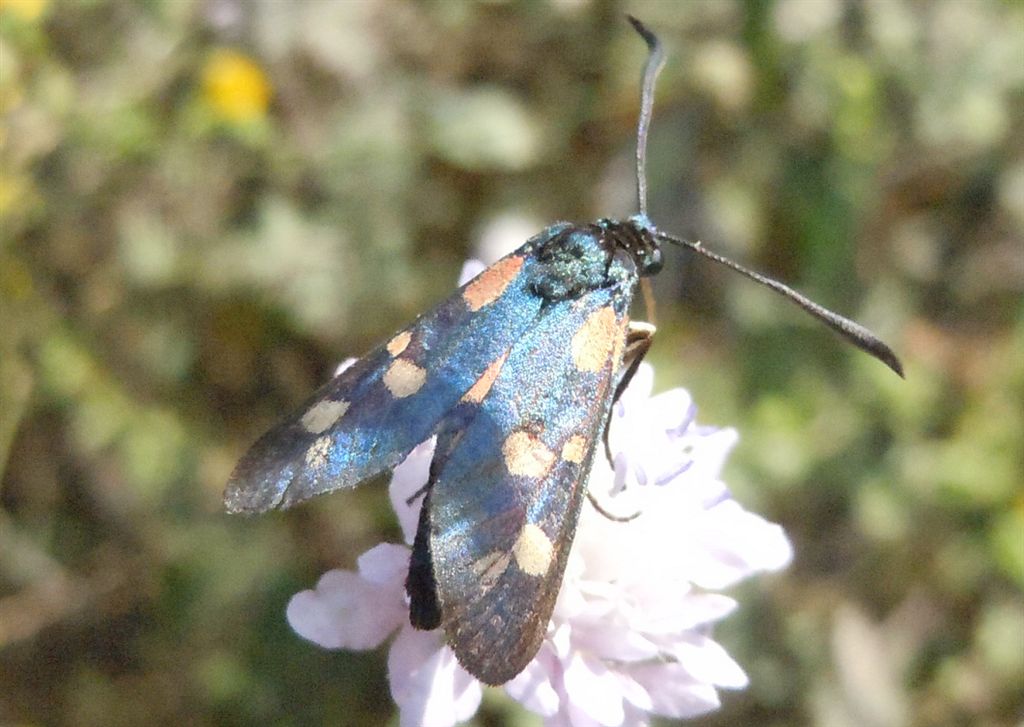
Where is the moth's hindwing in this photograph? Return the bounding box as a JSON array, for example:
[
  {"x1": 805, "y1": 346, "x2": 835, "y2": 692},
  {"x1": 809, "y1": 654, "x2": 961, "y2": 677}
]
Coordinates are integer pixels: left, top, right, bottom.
[
  {"x1": 224, "y1": 245, "x2": 554, "y2": 513},
  {"x1": 410, "y1": 285, "x2": 634, "y2": 685}
]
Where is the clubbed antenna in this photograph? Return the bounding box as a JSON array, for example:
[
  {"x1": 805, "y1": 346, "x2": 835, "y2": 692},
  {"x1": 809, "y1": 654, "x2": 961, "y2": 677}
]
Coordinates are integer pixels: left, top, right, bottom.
[
  {"x1": 655, "y1": 232, "x2": 905, "y2": 377},
  {"x1": 627, "y1": 15, "x2": 665, "y2": 219},
  {"x1": 626, "y1": 17, "x2": 902, "y2": 377}
]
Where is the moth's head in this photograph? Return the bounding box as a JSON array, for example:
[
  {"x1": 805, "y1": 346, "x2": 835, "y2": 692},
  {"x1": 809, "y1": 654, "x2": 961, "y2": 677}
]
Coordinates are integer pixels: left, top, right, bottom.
[
  {"x1": 641, "y1": 246, "x2": 663, "y2": 277},
  {"x1": 629, "y1": 214, "x2": 663, "y2": 277}
]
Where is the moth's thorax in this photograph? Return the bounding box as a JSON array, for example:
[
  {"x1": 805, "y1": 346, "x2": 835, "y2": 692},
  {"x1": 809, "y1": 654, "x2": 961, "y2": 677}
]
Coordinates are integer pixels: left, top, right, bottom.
[{"x1": 526, "y1": 217, "x2": 661, "y2": 304}]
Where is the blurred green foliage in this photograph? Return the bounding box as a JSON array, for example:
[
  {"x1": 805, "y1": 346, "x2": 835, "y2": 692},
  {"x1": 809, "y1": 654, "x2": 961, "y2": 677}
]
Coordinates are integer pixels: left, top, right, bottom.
[{"x1": 1, "y1": 1, "x2": 1021, "y2": 726}]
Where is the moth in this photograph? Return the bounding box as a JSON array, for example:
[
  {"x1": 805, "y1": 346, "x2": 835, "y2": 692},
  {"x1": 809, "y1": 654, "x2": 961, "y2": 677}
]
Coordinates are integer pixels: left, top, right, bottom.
[{"x1": 224, "y1": 17, "x2": 903, "y2": 686}]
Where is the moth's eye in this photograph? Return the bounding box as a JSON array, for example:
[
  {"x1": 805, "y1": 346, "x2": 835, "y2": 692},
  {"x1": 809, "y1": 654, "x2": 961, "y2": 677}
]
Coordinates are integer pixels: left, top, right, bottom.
[{"x1": 643, "y1": 248, "x2": 663, "y2": 275}]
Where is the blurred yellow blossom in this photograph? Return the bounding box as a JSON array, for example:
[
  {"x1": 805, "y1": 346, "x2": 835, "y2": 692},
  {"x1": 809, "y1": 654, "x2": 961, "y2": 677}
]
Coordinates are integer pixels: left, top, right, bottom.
[
  {"x1": 0, "y1": 0, "x2": 48, "y2": 22},
  {"x1": 0, "y1": 172, "x2": 32, "y2": 219},
  {"x1": 201, "y1": 49, "x2": 271, "y2": 124}
]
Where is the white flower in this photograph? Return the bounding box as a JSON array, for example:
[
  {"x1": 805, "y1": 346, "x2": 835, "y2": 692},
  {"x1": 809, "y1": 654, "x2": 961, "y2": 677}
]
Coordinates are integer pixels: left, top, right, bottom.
[{"x1": 286, "y1": 349, "x2": 792, "y2": 726}]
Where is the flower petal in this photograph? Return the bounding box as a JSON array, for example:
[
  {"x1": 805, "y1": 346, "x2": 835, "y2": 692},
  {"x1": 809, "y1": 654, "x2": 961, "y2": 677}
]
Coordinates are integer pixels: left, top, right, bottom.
[
  {"x1": 570, "y1": 619, "x2": 660, "y2": 663},
  {"x1": 388, "y1": 625, "x2": 482, "y2": 727},
  {"x1": 687, "y1": 501, "x2": 794, "y2": 589},
  {"x1": 457, "y1": 260, "x2": 487, "y2": 286},
  {"x1": 389, "y1": 439, "x2": 437, "y2": 544},
  {"x1": 505, "y1": 643, "x2": 561, "y2": 717},
  {"x1": 287, "y1": 551, "x2": 408, "y2": 650},
  {"x1": 333, "y1": 358, "x2": 358, "y2": 377},
  {"x1": 627, "y1": 662, "x2": 722, "y2": 719},
  {"x1": 666, "y1": 635, "x2": 750, "y2": 689},
  {"x1": 563, "y1": 653, "x2": 626, "y2": 726},
  {"x1": 357, "y1": 542, "x2": 413, "y2": 586}
]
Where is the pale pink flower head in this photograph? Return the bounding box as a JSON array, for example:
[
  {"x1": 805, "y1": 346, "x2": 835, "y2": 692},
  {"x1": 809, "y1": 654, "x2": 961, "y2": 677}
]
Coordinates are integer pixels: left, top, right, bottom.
[{"x1": 286, "y1": 265, "x2": 792, "y2": 727}]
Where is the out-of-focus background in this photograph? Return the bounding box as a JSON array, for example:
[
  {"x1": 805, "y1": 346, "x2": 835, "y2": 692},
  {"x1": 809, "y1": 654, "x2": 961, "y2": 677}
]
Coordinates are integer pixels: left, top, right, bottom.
[{"x1": 2, "y1": 0, "x2": 1021, "y2": 725}]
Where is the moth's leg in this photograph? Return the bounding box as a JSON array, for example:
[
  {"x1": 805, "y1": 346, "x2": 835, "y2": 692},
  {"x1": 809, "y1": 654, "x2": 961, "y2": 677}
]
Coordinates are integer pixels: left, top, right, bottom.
[
  {"x1": 588, "y1": 321, "x2": 655, "y2": 523},
  {"x1": 405, "y1": 448, "x2": 445, "y2": 506},
  {"x1": 586, "y1": 491, "x2": 641, "y2": 522},
  {"x1": 405, "y1": 485, "x2": 428, "y2": 507},
  {"x1": 602, "y1": 321, "x2": 656, "y2": 465},
  {"x1": 405, "y1": 406, "x2": 474, "y2": 508}
]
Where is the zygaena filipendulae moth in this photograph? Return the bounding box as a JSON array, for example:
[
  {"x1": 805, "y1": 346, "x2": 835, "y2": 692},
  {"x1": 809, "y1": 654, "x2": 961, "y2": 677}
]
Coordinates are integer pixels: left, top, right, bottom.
[{"x1": 224, "y1": 17, "x2": 903, "y2": 686}]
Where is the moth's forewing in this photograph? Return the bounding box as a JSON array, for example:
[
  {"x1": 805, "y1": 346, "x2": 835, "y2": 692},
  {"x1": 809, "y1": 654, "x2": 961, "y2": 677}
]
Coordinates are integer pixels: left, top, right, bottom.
[
  {"x1": 416, "y1": 275, "x2": 636, "y2": 685},
  {"x1": 224, "y1": 230, "x2": 572, "y2": 514}
]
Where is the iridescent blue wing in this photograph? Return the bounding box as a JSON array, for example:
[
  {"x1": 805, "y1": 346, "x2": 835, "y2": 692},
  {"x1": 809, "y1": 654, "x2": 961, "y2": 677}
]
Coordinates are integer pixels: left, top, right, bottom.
[
  {"x1": 224, "y1": 227, "x2": 574, "y2": 513},
  {"x1": 407, "y1": 283, "x2": 635, "y2": 685}
]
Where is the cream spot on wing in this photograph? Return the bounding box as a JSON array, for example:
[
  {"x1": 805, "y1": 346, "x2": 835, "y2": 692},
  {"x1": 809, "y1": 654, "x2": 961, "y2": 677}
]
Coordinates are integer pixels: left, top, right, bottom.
[
  {"x1": 561, "y1": 434, "x2": 588, "y2": 464},
  {"x1": 300, "y1": 399, "x2": 350, "y2": 434},
  {"x1": 383, "y1": 358, "x2": 427, "y2": 398},
  {"x1": 502, "y1": 431, "x2": 556, "y2": 478},
  {"x1": 471, "y1": 550, "x2": 512, "y2": 590},
  {"x1": 513, "y1": 524, "x2": 554, "y2": 577},
  {"x1": 571, "y1": 306, "x2": 619, "y2": 372},
  {"x1": 462, "y1": 256, "x2": 524, "y2": 311},
  {"x1": 461, "y1": 351, "x2": 509, "y2": 404},
  {"x1": 386, "y1": 331, "x2": 412, "y2": 357},
  {"x1": 304, "y1": 435, "x2": 332, "y2": 469}
]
